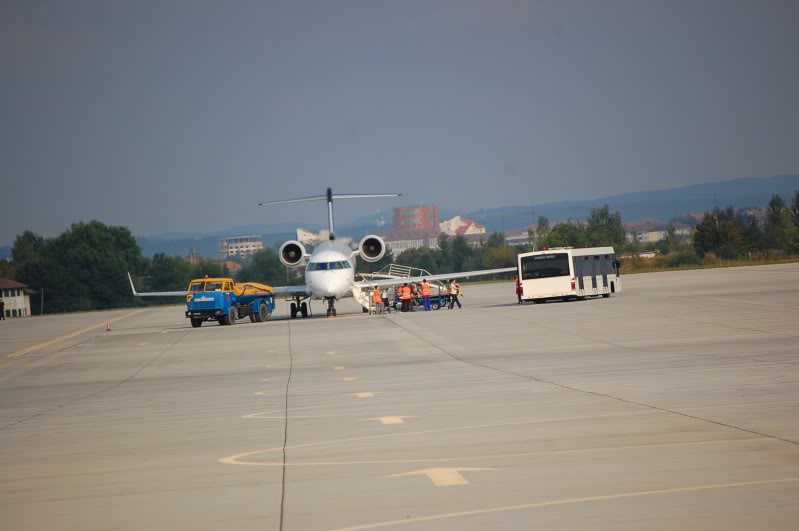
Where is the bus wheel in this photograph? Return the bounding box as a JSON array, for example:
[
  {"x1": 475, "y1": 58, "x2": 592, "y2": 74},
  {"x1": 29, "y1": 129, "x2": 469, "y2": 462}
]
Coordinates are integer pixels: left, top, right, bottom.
[
  {"x1": 602, "y1": 293, "x2": 610, "y2": 298},
  {"x1": 191, "y1": 318, "x2": 202, "y2": 328},
  {"x1": 610, "y1": 282, "x2": 616, "y2": 293}
]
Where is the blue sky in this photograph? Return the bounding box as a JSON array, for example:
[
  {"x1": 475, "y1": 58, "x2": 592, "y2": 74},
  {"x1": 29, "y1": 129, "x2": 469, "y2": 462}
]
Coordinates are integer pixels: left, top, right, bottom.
[{"x1": 2, "y1": 0, "x2": 797, "y2": 243}]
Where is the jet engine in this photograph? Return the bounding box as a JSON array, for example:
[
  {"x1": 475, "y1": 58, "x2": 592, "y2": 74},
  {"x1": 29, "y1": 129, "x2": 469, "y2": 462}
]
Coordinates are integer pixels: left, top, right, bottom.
[
  {"x1": 358, "y1": 235, "x2": 386, "y2": 262},
  {"x1": 278, "y1": 240, "x2": 307, "y2": 267}
]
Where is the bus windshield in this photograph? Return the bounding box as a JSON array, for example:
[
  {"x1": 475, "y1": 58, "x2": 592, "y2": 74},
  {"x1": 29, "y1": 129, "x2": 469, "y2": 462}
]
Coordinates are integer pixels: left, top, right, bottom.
[{"x1": 521, "y1": 253, "x2": 571, "y2": 280}]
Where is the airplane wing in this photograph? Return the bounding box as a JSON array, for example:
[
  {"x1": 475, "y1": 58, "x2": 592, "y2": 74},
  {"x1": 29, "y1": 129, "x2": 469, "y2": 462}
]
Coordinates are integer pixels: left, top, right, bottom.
[
  {"x1": 353, "y1": 267, "x2": 517, "y2": 289},
  {"x1": 128, "y1": 273, "x2": 185, "y2": 297},
  {"x1": 271, "y1": 285, "x2": 310, "y2": 296},
  {"x1": 129, "y1": 273, "x2": 309, "y2": 298}
]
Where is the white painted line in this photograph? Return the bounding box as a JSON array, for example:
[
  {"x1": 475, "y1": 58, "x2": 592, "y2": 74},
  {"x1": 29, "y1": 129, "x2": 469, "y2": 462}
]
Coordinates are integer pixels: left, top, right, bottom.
[
  {"x1": 337, "y1": 377, "x2": 357, "y2": 382},
  {"x1": 329, "y1": 477, "x2": 799, "y2": 530}
]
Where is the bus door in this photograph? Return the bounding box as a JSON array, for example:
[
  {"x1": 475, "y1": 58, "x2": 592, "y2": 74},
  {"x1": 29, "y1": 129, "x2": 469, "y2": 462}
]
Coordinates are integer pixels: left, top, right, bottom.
[
  {"x1": 574, "y1": 256, "x2": 587, "y2": 297},
  {"x1": 601, "y1": 255, "x2": 609, "y2": 291},
  {"x1": 589, "y1": 256, "x2": 598, "y2": 295}
]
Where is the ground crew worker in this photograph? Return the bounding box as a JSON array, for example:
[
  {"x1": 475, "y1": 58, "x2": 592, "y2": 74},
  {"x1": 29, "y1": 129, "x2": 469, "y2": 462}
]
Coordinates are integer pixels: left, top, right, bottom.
[
  {"x1": 400, "y1": 283, "x2": 412, "y2": 313},
  {"x1": 515, "y1": 275, "x2": 523, "y2": 304},
  {"x1": 448, "y1": 279, "x2": 462, "y2": 309},
  {"x1": 410, "y1": 283, "x2": 418, "y2": 311},
  {"x1": 421, "y1": 279, "x2": 431, "y2": 311},
  {"x1": 382, "y1": 287, "x2": 391, "y2": 314},
  {"x1": 0, "y1": 299, "x2": 5, "y2": 320},
  {"x1": 372, "y1": 287, "x2": 383, "y2": 315}
]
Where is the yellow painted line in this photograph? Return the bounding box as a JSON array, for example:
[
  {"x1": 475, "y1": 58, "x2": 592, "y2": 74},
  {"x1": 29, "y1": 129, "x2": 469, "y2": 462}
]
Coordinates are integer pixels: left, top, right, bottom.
[
  {"x1": 337, "y1": 377, "x2": 357, "y2": 381},
  {"x1": 333, "y1": 366, "x2": 345, "y2": 370},
  {"x1": 220, "y1": 437, "x2": 763, "y2": 467},
  {"x1": 352, "y1": 392, "x2": 375, "y2": 398},
  {"x1": 359, "y1": 416, "x2": 415, "y2": 425},
  {"x1": 388, "y1": 467, "x2": 493, "y2": 487},
  {"x1": 329, "y1": 477, "x2": 799, "y2": 530},
  {"x1": 219, "y1": 410, "x2": 665, "y2": 466},
  {"x1": 7, "y1": 309, "x2": 147, "y2": 358}
]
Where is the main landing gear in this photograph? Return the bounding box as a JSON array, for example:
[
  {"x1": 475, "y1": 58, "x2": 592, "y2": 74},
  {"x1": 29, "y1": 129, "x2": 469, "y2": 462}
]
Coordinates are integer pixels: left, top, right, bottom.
[
  {"x1": 290, "y1": 296, "x2": 309, "y2": 319},
  {"x1": 325, "y1": 297, "x2": 337, "y2": 318}
]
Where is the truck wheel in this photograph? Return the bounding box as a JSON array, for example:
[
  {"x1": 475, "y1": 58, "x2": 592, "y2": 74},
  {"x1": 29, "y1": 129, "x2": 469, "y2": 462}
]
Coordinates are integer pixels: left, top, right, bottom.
[
  {"x1": 249, "y1": 314, "x2": 257, "y2": 323},
  {"x1": 191, "y1": 318, "x2": 202, "y2": 328},
  {"x1": 300, "y1": 302, "x2": 307, "y2": 318},
  {"x1": 258, "y1": 302, "x2": 269, "y2": 322},
  {"x1": 432, "y1": 302, "x2": 440, "y2": 310},
  {"x1": 230, "y1": 306, "x2": 237, "y2": 324},
  {"x1": 290, "y1": 302, "x2": 298, "y2": 319}
]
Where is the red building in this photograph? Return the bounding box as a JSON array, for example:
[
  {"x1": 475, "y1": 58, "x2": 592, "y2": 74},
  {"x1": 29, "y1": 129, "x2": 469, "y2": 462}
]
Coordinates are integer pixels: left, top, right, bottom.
[{"x1": 392, "y1": 204, "x2": 440, "y2": 237}]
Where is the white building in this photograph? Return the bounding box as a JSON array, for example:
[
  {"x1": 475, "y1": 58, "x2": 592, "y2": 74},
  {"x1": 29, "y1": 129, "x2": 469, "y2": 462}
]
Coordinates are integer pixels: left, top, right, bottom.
[
  {"x1": 440, "y1": 216, "x2": 486, "y2": 237},
  {"x1": 297, "y1": 228, "x2": 351, "y2": 247},
  {"x1": 218, "y1": 235, "x2": 264, "y2": 259},
  {"x1": 0, "y1": 279, "x2": 32, "y2": 318}
]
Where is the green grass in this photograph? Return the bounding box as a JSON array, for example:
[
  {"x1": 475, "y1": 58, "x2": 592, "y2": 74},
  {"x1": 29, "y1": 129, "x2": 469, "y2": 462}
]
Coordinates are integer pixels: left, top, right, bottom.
[{"x1": 620, "y1": 255, "x2": 799, "y2": 275}]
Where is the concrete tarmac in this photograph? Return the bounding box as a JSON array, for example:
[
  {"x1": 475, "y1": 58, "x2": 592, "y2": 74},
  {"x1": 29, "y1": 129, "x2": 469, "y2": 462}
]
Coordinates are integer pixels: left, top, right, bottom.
[{"x1": 1, "y1": 264, "x2": 798, "y2": 530}]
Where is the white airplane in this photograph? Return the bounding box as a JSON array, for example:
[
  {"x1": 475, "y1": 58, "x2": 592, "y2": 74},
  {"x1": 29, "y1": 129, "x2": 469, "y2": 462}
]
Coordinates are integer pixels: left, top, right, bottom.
[{"x1": 131, "y1": 188, "x2": 517, "y2": 318}]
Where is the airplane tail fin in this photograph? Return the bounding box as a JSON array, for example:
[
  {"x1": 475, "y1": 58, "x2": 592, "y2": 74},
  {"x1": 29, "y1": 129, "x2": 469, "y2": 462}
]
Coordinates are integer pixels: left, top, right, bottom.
[{"x1": 259, "y1": 188, "x2": 401, "y2": 241}]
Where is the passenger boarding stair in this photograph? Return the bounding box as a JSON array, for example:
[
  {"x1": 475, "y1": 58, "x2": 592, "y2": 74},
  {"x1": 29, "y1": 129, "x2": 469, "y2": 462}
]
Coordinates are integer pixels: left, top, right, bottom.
[{"x1": 352, "y1": 264, "x2": 446, "y2": 310}]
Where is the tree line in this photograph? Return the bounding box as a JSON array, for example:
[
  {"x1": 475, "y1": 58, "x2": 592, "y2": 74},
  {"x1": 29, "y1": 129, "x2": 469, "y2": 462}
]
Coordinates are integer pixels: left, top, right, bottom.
[
  {"x1": 9, "y1": 221, "x2": 232, "y2": 314},
  {"x1": 5, "y1": 192, "x2": 798, "y2": 314}
]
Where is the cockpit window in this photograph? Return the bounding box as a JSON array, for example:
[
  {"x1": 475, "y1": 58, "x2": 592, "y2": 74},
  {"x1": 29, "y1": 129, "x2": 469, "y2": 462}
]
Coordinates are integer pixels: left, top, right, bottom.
[{"x1": 307, "y1": 261, "x2": 351, "y2": 271}]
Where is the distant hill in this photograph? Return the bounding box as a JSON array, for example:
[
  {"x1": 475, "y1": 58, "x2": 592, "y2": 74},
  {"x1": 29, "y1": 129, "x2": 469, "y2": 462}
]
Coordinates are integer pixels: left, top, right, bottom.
[{"x1": 467, "y1": 174, "x2": 799, "y2": 232}]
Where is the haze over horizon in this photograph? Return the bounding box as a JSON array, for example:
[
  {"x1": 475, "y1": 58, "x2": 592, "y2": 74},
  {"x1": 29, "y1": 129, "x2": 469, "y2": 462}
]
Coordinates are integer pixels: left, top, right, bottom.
[{"x1": 3, "y1": 0, "x2": 798, "y2": 244}]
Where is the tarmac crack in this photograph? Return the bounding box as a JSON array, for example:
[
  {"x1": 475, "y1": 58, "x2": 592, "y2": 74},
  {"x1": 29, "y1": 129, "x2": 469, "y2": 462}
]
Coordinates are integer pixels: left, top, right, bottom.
[
  {"x1": 385, "y1": 315, "x2": 799, "y2": 450},
  {"x1": 278, "y1": 318, "x2": 294, "y2": 531}
]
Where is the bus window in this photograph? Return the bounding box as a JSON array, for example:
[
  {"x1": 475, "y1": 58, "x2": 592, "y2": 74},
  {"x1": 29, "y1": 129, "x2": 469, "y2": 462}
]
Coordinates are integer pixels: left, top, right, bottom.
[{"x1": 521, "y1": 253, "x2": 570, "y2": 280}]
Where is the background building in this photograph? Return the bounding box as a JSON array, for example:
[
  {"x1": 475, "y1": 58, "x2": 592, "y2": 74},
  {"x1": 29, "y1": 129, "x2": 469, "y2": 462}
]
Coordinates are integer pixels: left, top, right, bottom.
[
  {"x1": 0, "y1": 279, "x2": 32, "y2": 318},
  {"x1": 218, "y1": 235, "x2": 263, "y2": 259},
  {"x1": 393, "y1": 204, "x2": 440, "y2": 237},
  {"x1": 439, "y1": 216, "x2": 486, "y2": 237}
]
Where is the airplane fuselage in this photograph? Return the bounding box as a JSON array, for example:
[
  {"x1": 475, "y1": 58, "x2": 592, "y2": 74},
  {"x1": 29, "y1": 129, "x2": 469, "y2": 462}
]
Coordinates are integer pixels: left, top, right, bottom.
[{"x1": 303, "y1": 240, "x2": 356, "y2": 300}]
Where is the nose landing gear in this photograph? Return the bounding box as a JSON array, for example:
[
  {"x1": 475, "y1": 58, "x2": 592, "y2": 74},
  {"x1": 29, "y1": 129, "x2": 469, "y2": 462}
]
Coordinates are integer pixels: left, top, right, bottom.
[{"x1": 325, "y1": 297, "x2": 337, "y2": 318}]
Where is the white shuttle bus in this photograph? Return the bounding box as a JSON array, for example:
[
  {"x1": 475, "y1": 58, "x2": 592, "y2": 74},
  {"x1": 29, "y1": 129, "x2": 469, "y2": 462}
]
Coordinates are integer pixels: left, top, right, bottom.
[{"x1": 517, "y1": 247, "x2": 620, "y2": 303}]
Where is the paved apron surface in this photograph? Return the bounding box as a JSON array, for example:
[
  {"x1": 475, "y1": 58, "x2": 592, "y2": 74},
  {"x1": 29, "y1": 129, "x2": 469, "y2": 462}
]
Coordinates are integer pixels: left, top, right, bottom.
[{"x1": 1, "y1": 265, "x2": 798, "y2": 530}]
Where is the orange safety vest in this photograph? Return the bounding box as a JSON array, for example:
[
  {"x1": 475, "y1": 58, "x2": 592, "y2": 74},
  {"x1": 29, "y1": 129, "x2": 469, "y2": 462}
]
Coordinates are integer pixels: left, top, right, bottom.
[
  {"x1": 372, "y1": 289, "x2": 382, "y2": 304},
  {"x1": 421, "y1": 283, "x2": 430, "y2": 296},
  {"x1": 401, "y1": 286, "x2": 411, "y2": 300}
]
